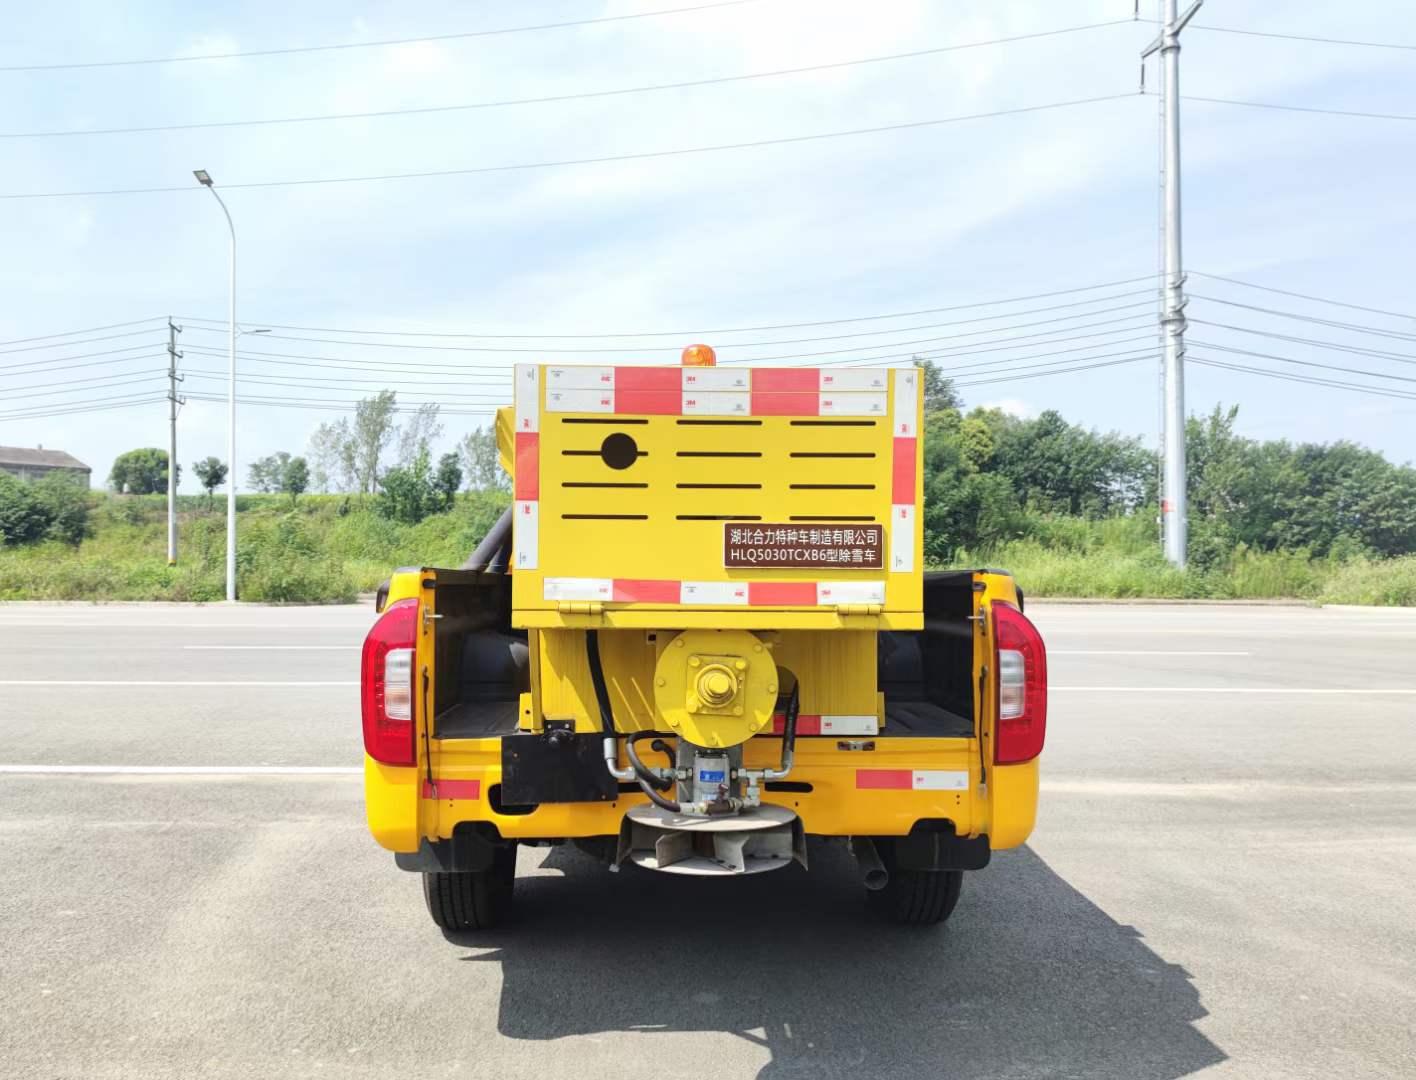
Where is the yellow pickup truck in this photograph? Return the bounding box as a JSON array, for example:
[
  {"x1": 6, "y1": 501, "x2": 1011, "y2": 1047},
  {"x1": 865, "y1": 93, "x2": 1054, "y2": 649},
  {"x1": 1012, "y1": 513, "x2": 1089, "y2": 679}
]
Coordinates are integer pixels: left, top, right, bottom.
[{"x1": 361, "y1": 348, "x2": 1047, "y2": 929}]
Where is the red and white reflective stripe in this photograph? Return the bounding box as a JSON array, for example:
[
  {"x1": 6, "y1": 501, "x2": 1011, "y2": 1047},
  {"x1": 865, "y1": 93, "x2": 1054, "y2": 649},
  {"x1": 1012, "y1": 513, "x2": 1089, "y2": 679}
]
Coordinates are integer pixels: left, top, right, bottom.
[
  {"x1": 513, "y1": 364, "x2": 540, "y2": 571},
  {"x1": 769, "y1": 713, "x2": 878, "y2": 736},
  {"x1": 542, "y1": 366, "x2": 889, "y2": 417},
  {"x1": 543, "y1": 578, "x2": 885, "y2": 606},
  {"x1": 855, "y1": 769, "x2": 968, "y2": 791},
  {"x1": 422, "y1": 779, "x2": 481, "y2": 800},
  {"x1": 890, "y1": 368, "x2": 919, "y2": 573}
]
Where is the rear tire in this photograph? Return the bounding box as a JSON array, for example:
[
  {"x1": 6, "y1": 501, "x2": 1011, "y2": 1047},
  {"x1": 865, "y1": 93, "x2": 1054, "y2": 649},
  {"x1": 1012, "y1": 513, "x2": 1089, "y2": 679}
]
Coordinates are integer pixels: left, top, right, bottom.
[
  {"x1": 422, "y1": 842, "x2": 517, "y2": 931},
  {"x1": 867, "y1": 843, "x2": 963, "y2": 925}
]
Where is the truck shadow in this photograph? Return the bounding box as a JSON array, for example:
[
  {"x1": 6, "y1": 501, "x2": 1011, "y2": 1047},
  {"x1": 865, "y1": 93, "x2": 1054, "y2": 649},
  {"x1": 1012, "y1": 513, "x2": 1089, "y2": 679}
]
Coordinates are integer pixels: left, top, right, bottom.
[{"x1": 450, "y1": 843, "x2": 1224, "y2": 1079}]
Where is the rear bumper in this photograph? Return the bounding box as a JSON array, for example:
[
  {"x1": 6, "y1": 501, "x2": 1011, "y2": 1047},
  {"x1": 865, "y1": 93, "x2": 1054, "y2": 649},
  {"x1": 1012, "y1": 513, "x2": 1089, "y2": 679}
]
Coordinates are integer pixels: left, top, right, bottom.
[{"x1": 364, "y1": 744, "x2": 1038, "y2": 854}]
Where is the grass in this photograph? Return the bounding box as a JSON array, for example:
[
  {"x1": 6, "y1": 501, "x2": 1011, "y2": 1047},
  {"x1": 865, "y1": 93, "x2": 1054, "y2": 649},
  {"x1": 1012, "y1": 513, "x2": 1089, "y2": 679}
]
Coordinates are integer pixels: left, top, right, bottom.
[
  {"x1": 2, "y1": 494, "x2": 1412, "y2": 605},
  {"x1": 953, "y1": 515, "x2": 1416, "y2": 605},
  {"x1": 0, "y1": 491, "x2": 508, "y2": 604}
]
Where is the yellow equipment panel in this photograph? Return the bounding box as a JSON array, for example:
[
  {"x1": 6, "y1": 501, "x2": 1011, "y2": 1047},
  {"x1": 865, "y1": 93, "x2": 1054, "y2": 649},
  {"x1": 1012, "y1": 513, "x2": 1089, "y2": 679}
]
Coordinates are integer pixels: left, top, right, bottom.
[{"x1": 500, "y1": 363, "x2": 924, "y2": 628}]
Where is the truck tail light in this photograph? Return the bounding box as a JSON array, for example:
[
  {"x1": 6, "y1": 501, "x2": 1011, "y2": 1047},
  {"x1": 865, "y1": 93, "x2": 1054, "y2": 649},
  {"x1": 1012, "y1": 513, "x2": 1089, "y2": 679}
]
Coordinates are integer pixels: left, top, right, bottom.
[
  {"x1": 361, "y1": 598, "x2": 419, "y2": 766},
  {"x1": 993, "y1": 599, "x2": 1047, "y2": 765}
]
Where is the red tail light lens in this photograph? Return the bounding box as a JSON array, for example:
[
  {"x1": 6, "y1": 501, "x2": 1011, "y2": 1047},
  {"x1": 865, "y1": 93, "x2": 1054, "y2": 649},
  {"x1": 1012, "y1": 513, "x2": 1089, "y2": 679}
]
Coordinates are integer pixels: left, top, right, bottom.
[
  {"x1": 993, "y1": 599, "x2": 1047, "y2": 764},
  {"x1": 361, "y1": 598, "x2": 419, "y2": 766}
]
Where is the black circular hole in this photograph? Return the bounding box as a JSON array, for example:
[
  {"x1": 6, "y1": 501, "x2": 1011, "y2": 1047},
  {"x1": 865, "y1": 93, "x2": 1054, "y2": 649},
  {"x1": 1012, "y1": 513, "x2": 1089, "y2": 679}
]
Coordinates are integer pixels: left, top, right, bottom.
[{"x1": 600, "y1": 432, "x2": 639, "y2": 470}]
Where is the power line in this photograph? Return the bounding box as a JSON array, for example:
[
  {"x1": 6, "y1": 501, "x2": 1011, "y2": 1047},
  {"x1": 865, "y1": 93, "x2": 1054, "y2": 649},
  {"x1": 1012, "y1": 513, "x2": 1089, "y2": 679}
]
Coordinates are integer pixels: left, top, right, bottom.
[
  {"x1": 182, "y1": 300, "x2": 1155, "y2": 355},
  {"x1": 0, "y1": 326, "x2": 165, "y2": 354},
  {"x1": 0, "y1": 341, "x2": 165, "y2": 372},
  {"x1": 0, "y1": 316, "x2": 163, "y2": 347},
  {"x1": 0, "y1": 368, "x2": 166, "y2": 395},
  {"x1": 0, "y1": 0, "x2": 765, "y2": 72},
  {"x1": 1192, "y1": 24, "x2": 1416, "y2": 52},
  {"x1": 1188, "y1": 320, "x2": 1416, "y2": 365},
  {"x1": 0, "y1": 94, "x2": 1138, "y2": 199},
  {"x1": 1187, "y1": 339, "x2": 1416, "y2": 383},
  {"x1": 175, "y1": 274, "x2": 1162, "y2": 340},
  {"x1": 2, "y1": 21, "x2": 1136, "y2": 139},
  {"x1": 1191, "y1": 271, "x2": 1416, "y2": 321},
  {"x1": 952, "y1": 354, "x2": 1152, "y2": 388},
  {"x1": 0, "y1": 397, "x2": 169, "y2": 423},
  {"x1": 1190, "y1": 294, "x2": 1416, "y2": 342},
  {"x1": 1185, "y1": 94, "x2": 1416, "y2": 123},
  {"x1": 1190, "y1": 356, "x2": 1416, "y2": 401}
]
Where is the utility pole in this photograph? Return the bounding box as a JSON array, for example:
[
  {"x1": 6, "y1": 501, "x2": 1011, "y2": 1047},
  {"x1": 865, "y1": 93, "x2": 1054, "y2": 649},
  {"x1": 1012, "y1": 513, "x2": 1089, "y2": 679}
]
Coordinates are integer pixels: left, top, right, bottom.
[
  {"x1": 166, "y1": 318, "x2": 184, "y2": 566},
  {"x1": 1143, "y1": 0, "x2": 1201, "y2": 568}
]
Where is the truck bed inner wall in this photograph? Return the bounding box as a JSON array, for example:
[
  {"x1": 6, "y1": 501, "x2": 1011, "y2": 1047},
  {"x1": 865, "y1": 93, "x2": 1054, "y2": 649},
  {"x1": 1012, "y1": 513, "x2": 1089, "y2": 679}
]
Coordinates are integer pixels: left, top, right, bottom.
[
  {"x1": 433, "y1": 572, "x2": 525, "y2": 738},
  {"x1": 877, "y1": 571, "x2": 976, "y2": 738}
]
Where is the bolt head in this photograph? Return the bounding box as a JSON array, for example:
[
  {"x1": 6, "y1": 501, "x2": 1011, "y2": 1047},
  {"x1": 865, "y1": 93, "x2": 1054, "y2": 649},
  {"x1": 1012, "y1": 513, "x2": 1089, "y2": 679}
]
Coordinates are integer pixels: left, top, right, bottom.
[
  {"x1": 655, "y1": 676, "x2": 666, "y2": 687},
  {"x1": 766, "y1": 683, "x2": 777, "y2": 695},
  {"x1": 734, "y1": 659, "x2": 746, "y2": 671},
  {"x1": 689, "y1": 656, "x2": 701, "y2": 667},
  {"x1": 733, "y1": 706, "x2": 743, "y2": 716}
]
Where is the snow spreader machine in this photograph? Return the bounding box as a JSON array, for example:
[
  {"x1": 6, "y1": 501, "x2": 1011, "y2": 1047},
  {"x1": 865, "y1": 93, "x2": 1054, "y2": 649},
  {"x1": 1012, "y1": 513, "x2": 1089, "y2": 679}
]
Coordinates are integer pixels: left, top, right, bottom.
[{"x1": 361, "y1": 345, "x2": 1046, "y2": 929}]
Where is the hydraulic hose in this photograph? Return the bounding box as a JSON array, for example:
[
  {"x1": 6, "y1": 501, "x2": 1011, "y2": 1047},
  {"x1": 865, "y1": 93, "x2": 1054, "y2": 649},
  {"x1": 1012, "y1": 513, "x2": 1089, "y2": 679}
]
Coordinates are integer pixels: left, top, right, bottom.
[
  {"x1": 764, "y1": 682, "x2": 800, "y2": 781},
  {"x1": 461, "y1": 506, "x2": 513, "y2": 571},
  {"x1": 626, "y1": 731, "x2": 674, "y2": 791},
  {"x1": 587, "y1": 629, "x2": 635, "y2": 783}
]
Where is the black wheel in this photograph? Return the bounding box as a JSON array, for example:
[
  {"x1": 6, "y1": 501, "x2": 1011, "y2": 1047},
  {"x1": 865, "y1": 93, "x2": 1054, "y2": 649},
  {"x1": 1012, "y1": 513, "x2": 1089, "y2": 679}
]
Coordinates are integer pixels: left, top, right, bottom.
[
  {"x1": 422, "y1": 843, "x2": 517, "y2": 931},
  {"x1": 867, "y1": 842, "x2": 964, "y2": 925}
]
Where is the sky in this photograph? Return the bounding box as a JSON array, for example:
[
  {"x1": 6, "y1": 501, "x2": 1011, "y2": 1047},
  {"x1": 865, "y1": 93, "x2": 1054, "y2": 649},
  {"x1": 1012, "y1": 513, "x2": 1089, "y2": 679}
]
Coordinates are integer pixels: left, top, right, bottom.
[{"x1": 3, "y1": 0, "x2": 1415, "y2": 492}]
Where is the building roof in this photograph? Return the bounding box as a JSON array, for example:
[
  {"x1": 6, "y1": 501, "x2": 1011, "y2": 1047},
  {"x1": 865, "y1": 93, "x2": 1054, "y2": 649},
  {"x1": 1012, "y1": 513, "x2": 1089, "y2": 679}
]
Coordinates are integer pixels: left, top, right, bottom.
[{"x1": 0, "y1": 445, "x2": 91, "y2": 471}]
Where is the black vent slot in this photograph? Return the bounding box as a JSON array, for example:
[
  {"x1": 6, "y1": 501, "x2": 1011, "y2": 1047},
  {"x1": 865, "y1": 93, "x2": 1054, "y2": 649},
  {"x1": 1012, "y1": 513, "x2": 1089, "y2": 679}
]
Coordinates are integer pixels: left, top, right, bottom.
[
  {"x1": 677, "y1": 451, "x2": 761, "y2": 458},
  {"x1": 790, "y1": 483, "x2": 874, "y2": 490},
  {"x1": 560, "y1": 417, "x2": 648, "y2": 425},
  {"x1": 676, "y1": 419, "x2": 762, "y2": 426},
  {"x1": 677, "y1": 483, "x2": 761, "y2": 490},
  {"x1": 676, "y1": 514, "x2": 762, "y2": 521},
  {"x1": 790, "y1": 420, "x2": 877, "y2": 427},
  {"x1": 562, "y1": 513, "x2": 648, "y2": 520},
  {"x1": 789, "y1": 452, "x2": 875, "y2": 459}
]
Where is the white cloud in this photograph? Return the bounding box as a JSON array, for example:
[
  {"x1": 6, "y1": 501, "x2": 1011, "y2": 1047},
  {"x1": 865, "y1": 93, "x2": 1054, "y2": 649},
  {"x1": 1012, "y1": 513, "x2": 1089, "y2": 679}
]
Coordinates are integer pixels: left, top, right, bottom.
[{"x1": 978, "y1": 397, "x2": 1040, "y2": 420}]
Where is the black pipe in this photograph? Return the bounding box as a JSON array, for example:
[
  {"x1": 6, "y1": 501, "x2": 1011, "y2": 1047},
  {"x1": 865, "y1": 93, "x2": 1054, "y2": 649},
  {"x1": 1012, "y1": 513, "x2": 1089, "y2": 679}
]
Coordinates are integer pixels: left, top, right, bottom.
[
  {"x1": 461, "y1": 506, "x2": 513, "y2": 570},
  {"x1": 637, "y1": 776, "x2": 682, "y2": 814},
  {"x1": 626, "y1": 731, "x2": 674, "y2": 791}
]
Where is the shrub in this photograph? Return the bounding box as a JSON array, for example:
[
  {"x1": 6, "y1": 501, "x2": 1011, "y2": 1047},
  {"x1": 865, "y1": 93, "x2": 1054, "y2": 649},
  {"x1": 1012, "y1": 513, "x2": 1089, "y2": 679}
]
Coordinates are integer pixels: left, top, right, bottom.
[
  {"x1": 32, "y1": 473, "x2": 93, "y2": 545},
  {"x1": 0, "y1": 472, "x2": 49, "y2": 545}
]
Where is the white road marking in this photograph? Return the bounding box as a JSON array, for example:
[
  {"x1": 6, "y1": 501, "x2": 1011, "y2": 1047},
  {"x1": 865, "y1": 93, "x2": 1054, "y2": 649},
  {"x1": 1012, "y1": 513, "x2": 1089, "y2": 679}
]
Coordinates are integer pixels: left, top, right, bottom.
[
  {"x1": 0, "y1": 764, "x2": 361, "y2": 775},
  {"x1": 1052, "y1": 686, "x2": 1416, "y2": 694},
  {"x1": 1050, "y1": 650, "x2": 1251, "y2": 656},
  {"x1": 0, "y1": 680, "x2": 358, "y2": 687},
  {"x1": 182, "y1": 645, "x2": 359, "y2": 650},
  {"x1": 1042, "y1": 779, "x2": 1416, "y2": 796}
]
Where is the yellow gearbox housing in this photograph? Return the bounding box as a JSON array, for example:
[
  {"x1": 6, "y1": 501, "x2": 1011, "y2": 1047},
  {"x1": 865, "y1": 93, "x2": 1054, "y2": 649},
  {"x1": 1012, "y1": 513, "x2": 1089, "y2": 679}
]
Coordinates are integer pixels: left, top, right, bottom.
[{"x1": 653, "y1": 629, "x2": 777, "y2": 748}]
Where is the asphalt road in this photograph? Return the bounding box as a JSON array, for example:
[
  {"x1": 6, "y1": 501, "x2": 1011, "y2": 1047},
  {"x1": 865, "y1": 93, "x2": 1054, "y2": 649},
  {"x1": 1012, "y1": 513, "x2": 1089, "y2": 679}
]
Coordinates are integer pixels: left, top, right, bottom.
[{"x1": 1, "y1": 601, "x2": 1413, "y2": 1079}]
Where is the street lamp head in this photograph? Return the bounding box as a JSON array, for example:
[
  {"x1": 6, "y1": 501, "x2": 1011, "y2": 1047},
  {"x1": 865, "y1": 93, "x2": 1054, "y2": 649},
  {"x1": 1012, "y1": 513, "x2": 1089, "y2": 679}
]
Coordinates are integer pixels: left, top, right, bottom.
[{"x1": 193, "y1": 169, "x2": 213, "y2": 186}]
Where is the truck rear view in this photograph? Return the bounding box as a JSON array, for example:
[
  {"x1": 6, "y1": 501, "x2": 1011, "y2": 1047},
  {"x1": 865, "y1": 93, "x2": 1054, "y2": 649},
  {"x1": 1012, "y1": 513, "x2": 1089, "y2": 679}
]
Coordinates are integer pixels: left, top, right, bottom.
[{"x1": 362, "y1": 346, "x2": 1046, "y2": 929}]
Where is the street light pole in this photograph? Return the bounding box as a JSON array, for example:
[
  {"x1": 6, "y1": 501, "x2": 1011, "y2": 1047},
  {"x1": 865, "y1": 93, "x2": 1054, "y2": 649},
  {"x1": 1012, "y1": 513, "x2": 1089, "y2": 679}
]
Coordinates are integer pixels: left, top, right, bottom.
[
  {"x1": 1142, "y1": 0, "x2": 1202, "y2": 569},
  {"x1": 194, "y1": 169, "x2": 238, "y2": 601}
]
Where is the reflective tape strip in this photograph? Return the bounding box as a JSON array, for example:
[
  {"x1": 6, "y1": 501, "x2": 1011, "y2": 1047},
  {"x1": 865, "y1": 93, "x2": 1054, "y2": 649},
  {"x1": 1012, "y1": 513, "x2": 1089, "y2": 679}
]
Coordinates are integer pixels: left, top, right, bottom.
[
  {"x1": 513, "y1": 500, "x2": 539, "y2": 571},
  {"x1": 513, "y1": 432, "x2": 539, "y2": 501},
  {"x1": 680, "y1": 581, "x2": 749, "y2": 605},
  {"x1": 893, "y1": 368, "x2": 919, "y2": 439},
  {"x1": 816, "y1": 580, "x2": 886, "y2": 605},
  {"x1": 681, "y1": 390, "x2": 751, "y2": 416},
  {"x1": 543, "y1": 577, "x2": 613, "y2": 601},
  {"x1": 611, "y1": 578, "x2": 681, "y2": 604},
  {"x1": 546, "y1": 387, "x2": 615, "y2": 413},
  {"x1": 546, "y1": 365, "x2": 615, "y2": 391},
  {"x1": 514, "y1": 364, "x2": 540, "y2": 434},
  {"x1": 891, "y1": 436, "x2": 917, "y2": 504},
  {"x1": 856, "y1": 769, "x2": 968, "y2": 791},
  {"x1": 889, "y1": 368, "x2": 920, "y2": 574},
  {"x1": 682, "y1": 367, "x2": 749, "y2": 391},
  {"x1": 820, "y1": 369, "x2": 889, "y2": 392},
  {"x1": 541, "y1": 578, "x2": 887, "y2": 607},
  {"x1": 818, "y1": 392, "x2": 887, "y2": 417},
  {"x1": 890, "y1": 504, "x2": 916, "y2": 574},
  {"x1": 422, "y1": 779, "x2": 481, "y2": 800},
  {"x1": 770, "y1": 714, "x2": 879, "y2": 736}
]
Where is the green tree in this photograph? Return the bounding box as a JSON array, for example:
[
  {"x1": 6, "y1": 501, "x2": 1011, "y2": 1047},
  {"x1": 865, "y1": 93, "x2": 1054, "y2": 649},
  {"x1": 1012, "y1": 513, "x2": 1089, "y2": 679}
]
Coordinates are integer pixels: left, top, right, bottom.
[
  {"x1": 192, "y1": 457, "x2": 228, "y2": 508},
  {"x1": 109, "y1": 448, "x2": 176, "y2": 495},
  {"x1": 283, "y1": 456, "x2": 310, "y2": 505},
  {"x1": 915, "y1": 357, "x2": 962, "y2": 415},
  {"x1": 435, "y1": 453, "x2": 462, "y2": 509},
  {"x1": 248, "y1": 452, "x2": 292, "y2": 494},
  {"x1": 354, "y1": 391, "x2": 399, "y2": 494},
  {"x1": 377, "y1": 447, "x2": 438, "y2": 524},
  {"x1": 396, "y1": 402, "x2": 443, "y2": 468},
  {"x1": 0, "y1": 471, "x2": 50, "y2": 545},
  {"x1": 32, "y1": 472, "x2": 91, "y2": 545},
  {"x1": 457, "y1": 426, "x2": 507, "y2": 491}
]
